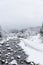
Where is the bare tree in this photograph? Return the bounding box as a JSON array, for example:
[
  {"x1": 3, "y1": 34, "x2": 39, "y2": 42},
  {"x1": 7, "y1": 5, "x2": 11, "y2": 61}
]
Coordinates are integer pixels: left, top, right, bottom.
[{"x1": 0, "y1": 26, "x2": 2, "y2": 38}]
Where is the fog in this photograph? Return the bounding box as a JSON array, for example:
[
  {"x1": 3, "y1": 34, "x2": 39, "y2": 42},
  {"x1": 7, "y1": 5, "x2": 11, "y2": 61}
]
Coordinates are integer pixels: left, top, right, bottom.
[{"x1": 0, "y1": 0, "x2": 43, "y2": 30}]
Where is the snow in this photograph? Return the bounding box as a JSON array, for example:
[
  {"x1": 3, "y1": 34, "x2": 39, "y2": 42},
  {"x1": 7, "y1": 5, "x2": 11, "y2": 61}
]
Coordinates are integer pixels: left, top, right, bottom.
[
  {"x1": 19, "y1": 34, "x2": 43, "y2": 65},
  {"x1": 17, "y1": 55, "x2": 21, "y2": 59},
  {"x1": 9, "y1": 60, "x2": 18, "y2": 65},
  {"x1": 0, "y1": 32, "x2": 43, "y2": 65},
  {"x1": 0, "y1": 35, "x2": 16, "y2": 44}
]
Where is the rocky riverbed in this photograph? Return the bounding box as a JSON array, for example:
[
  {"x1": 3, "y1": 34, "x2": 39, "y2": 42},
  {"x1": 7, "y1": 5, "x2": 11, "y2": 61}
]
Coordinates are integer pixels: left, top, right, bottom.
[{"x1": 0, "y1": 37, "x2": 39, "y2": 65}]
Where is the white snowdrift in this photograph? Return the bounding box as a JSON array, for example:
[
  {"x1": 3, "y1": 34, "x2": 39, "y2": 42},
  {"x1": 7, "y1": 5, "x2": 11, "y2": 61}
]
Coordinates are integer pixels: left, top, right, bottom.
[{"x1": 19, "y1": 34, "x2": 43, "y2": 65}]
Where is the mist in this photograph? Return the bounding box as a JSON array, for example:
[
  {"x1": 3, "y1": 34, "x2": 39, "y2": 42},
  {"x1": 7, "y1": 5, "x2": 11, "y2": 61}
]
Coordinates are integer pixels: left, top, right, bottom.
[{"x1": 0, "y1": 0, "x2": 43, "y2": 31}]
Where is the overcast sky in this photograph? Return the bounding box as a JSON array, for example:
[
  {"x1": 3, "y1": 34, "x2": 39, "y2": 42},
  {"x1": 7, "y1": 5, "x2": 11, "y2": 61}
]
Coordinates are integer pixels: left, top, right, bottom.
[{"x1": 0, "y1": 0, "x2": 43, "y2": 30}]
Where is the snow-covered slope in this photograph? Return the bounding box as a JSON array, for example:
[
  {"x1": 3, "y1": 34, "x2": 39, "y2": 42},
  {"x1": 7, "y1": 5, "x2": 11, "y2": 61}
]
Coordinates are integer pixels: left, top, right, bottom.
[{"x1": 19, "y1": 34, "x2": 43, "y2": 65}]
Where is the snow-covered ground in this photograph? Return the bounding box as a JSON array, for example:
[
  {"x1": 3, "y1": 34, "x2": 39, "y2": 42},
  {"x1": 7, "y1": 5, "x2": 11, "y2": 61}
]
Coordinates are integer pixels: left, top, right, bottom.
[
  {"x1": 1, "y1": 31, "x2": 43, "y2": 65},
  {"x1": 19, "y1": 34, "x2": 43, "y2": 65}
]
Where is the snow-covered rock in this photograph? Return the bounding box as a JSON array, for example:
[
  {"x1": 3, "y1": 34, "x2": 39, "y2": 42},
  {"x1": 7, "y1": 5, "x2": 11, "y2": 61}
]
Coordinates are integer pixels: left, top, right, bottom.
[
  {"x1": 11, "y1": 56, "x2": 14, "y2": 60},
  {"x1": 9, "y1": 60, "x2": 18, "y2": 65},
  {"x1": 17, "y1": 55, "x2": 21, "y2": 59},
  {"x1": 6, "y1": 44, "x2": 9, "y2": 47},
  {"x1": 7, "y1": 47, "x2": 11, "y2": 50},
  {"x1": 5, "y1": 59, "x2": 8, "y2": 64}
]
